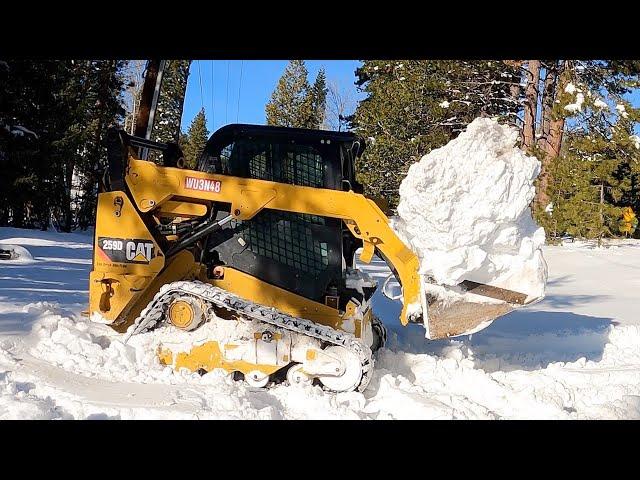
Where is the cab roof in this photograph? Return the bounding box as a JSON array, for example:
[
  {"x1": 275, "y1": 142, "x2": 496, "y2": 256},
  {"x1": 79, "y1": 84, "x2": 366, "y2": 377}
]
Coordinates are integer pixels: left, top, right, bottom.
[{"x1": 207, "y1": 123, "x2": 365, "y2": 154}]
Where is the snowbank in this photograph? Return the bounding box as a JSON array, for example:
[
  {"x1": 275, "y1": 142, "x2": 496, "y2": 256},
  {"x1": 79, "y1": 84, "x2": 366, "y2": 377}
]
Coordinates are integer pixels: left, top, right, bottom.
[
  {"x1": 7, "y1": 303, "x2": 640, "y2": 419},
  {"x1": 0, "y1": 244, "x2": 34, "y2": 264},
  {"x1": 394, "y1": 117, "x2": 547, "y2": 303},
  {"x1": 32, "y1": 308, "x2": 208, "y2": 384}
]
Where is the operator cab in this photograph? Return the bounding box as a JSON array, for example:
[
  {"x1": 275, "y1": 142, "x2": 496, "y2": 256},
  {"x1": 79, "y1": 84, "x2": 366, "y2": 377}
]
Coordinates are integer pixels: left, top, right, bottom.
[
  {"x1": 196, "y1": 124, "x2": 365, "y2": 193},
  {"x1": 197, "y1": 124, "x2": 370, "y2": 309}
]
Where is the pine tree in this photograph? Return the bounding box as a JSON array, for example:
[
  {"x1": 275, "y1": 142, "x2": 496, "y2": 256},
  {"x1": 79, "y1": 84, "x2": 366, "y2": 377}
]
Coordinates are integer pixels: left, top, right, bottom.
[
  {"x1": 266, "y1": 60, "x2": 316, "y2": 128},
  {"x1": 311, "y1": 67, "x2": 328, "y2": 129},
  {"x1": 179, "y1": 132, "x2": 190, "y2": 160},
  {"x1": 541, "y1": 101, "x2": 640, "y2": 241},
  {"x1": 1, "y1": 60, "x2": 80, "y2": 230},
  {"x1": 350, "y1": 60, "x2": 520, "y2": 207},
  {"x1": 534, "y1": 61, "x2": 640, "y2": 240},
  {"x1": 0, "y1": 60, "x2": 125, "y2": 231},
  {"x1": 182, "y1": 109, "x2": 210, "y2": 169},
  {"x1": 74, "y1": 60, "x2": 126, "y2": 230},
  {"x1": 518, "y1": 60, "x2": 640, "y2": 215}
]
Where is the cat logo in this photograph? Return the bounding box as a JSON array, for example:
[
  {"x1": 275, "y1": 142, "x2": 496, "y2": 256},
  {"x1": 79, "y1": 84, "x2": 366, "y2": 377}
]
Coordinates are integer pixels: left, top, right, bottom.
[
  {"x1": 97, "y1": 237, "x2": 156, "y2": 264},
  {"x1": 126, "y1": 241, "x2": 154, "y2": 263}
]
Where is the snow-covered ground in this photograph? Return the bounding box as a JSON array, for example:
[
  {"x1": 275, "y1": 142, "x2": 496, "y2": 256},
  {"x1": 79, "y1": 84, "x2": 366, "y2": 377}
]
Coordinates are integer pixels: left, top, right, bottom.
[{"x1": 1, "y1": 227, "x2": 639, "y2": 419}]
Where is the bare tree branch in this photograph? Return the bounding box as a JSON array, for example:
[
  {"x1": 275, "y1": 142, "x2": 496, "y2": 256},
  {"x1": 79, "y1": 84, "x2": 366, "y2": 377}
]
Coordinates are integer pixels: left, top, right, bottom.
[{"x1": 326, "y1": 79, "x2": 356, "y2": 131}]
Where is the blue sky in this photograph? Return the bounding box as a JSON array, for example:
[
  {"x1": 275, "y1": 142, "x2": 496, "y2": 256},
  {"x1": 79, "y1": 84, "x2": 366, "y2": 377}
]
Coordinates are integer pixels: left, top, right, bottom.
[
  {"x1": 181, "y1": 60, "x2": 363, "y2": 133},
  {"x1": 181, "y1": 60, "x2": 640, "y2": 134}
]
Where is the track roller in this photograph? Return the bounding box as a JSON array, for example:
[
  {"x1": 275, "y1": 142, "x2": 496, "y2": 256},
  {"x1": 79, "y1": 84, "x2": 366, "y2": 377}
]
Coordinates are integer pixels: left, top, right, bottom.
[
  {"x1": 167, "y1": 296, "x2": 205, "y2": 331},
  {"x1": 316, "y1": 345, "x2": 363, "y2": 392},
  {"x1": 286, "y1": 364, "x2": 314, "y2": 386},
  {"x1": 245, "y1": 370, "x2": 270, "y2": 388}
]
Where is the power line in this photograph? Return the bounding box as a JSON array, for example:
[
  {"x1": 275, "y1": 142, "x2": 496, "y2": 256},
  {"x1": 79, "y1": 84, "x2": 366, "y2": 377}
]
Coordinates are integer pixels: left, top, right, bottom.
[
  {"x1": 197, "y1": 60, "x2": 204, "y2": 111},
  {"x1": 236, "y1": 60, "x2": 244, "y2": 123},
  {"x1": 225, "y1": 61, "x2": 231, "y2": 125},
  {"x1": 211, "y1": 60, "x2": 215, "y2": 131}
]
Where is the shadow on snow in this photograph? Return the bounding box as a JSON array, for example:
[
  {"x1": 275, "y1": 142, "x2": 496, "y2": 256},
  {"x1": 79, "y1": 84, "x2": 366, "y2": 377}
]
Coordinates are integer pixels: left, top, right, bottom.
[
  {"x1": 0, "y1": 240, "x2": 92, "y2": 335},
  {"x1": 372, "y1": 287, "x2": 614, "y2": 373}
]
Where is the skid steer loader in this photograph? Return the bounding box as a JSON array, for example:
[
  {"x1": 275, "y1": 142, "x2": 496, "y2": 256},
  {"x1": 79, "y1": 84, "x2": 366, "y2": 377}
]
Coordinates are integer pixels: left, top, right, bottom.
[{"x1": 89, "y1": 122, "x2": 535, "y2": 392}]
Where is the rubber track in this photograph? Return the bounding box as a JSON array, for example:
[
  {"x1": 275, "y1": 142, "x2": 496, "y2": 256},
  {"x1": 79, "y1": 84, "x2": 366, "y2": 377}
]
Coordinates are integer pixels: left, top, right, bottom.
[{"x1": 125, "y1": 280, "x2": 374, "y2": 392}]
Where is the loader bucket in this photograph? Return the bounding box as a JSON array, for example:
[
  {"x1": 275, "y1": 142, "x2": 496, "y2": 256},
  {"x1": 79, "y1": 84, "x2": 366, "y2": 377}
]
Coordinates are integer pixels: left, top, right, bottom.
[
  {"x1": 424, "y1": 298, "x2": 515, "y2": 339},
  {"x1": 419, "y1": 277, "x2": 538, "y2": 340}
]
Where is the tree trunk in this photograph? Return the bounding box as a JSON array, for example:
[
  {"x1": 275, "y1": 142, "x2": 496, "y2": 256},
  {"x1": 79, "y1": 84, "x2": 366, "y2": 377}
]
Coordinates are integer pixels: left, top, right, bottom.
[
  {"x1": 61, "y1": 161, "x2": 74, "y2": 233},
  {"x1": 545, "y1": 61, "x2": 571, "y2": 159},
  {"x1": 12, "y1": 203, "x2": 24, "y2": 228},
  {"x1": 522, "y1": 60, "x2": 540, "y2": 149},
  {"x1": 540, "y1": 61, "x2": 558, "y2": 147},
  {"x1": 535, "y1": 60, "x2": 572, "y2": 209}
]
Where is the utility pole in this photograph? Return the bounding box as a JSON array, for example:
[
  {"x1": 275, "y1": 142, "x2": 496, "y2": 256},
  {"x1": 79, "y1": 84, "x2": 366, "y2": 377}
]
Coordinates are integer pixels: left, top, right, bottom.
[
  {"x1": 134, "y1": 60, "x2": 165, "y2": 140},
  {"x1": 134, "y1": 60, "x2": 166, "y2": 160},
  {"x1": 126, "y1": 80, "x2": 138, "y2": 135}
]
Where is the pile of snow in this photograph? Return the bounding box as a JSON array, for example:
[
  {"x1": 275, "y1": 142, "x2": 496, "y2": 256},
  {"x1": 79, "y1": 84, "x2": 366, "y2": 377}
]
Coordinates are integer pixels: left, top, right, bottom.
[
  {"x1": 32, "y1": 314, "x2": 170, "y2": 384},
  {"x1": 9, "y1": 302, "x2": 640, "y2": 419},
  {"x1": 0, "y1": 244, "x2": 34, "y2": 263},
  {"x1": 32, "y1": 308, "x2": 223, "y2": 384},
  {"x1": 370, "y1": 323, "x2": 640, "y2": 419},
  {"x1": 394, "y1": 117, "x2": 547, "y2": 303}
]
